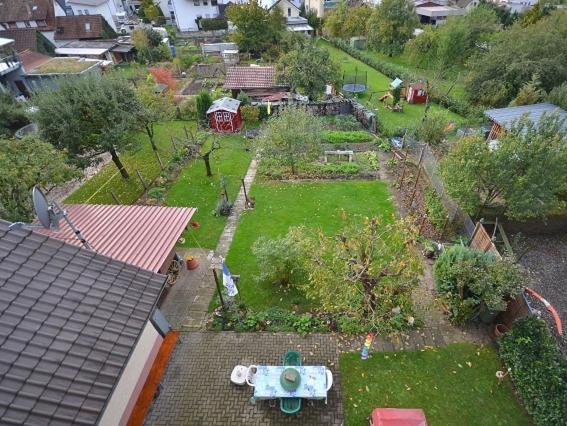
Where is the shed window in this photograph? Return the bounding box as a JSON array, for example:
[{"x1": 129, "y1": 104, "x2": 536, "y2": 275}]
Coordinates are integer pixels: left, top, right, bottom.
[
  {"x1": 215, "y1": 112, "x2": 224, "y2": 122},
  {"x1": 85, "y1": 22, "x2": 91, "y2": 32},
  {"x1": 223, "y1": 112, "x2": 231, "y2": 122}
]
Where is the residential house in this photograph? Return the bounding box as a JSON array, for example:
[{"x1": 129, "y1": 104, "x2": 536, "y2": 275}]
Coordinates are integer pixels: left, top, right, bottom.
[
  {"x1": 61, "y1": 0, "x2": 124, "y2": 32},
  {"x1": 456, "y1": 0, "x2": 479, "y2": 12},
  {"x1": 223, "y1": 65, "x2": 289, "y2": 99},
  {"x1": 495, "y1": 0, "x2": 537, "y2": 13},
  {"x1": 0, "y1": 0, "x2": 56, "y2": 32},
  {"x1": 0, "y1": 37, "x2": 24, "y2": 95},
  {"x1": 159, "y1": 0, "x2": 223, "y2": 32},
  {"x1": 286, "y1": 16, "x2": 314, "y2": 35},
  {"x1": 0, "y1": 219, "x2": 170, "y2": 425},
  {"x1": 484, "y1": 103, "x2": 567, "y2": 140},
  {"x1": 259, "y1": 0, "x2": 301, "y2": 18},
  {"x1": 415, "y1": 2, "x2": 464, "y2": 25},
  {"x1": 304, "y1": 0, "x2": 338, "y2": 18}
]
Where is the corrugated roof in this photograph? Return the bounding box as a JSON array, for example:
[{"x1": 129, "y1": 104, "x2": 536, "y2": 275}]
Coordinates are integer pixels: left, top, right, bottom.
[
  {"x1": 0, "y1": 219, "x2": 166, "y2": 425},
  {"x1": 207, "y1": 97, "x2": 241, "y2": 114},
  {"x1": 224, "y1": 66, "x2": 286, "y2": 90},
  {"x1": 484, "y1": 103, "x2": 567, "y2": 131},
  {"x1": 36, "y1": 204, "x2": 196, "y2": 273}
]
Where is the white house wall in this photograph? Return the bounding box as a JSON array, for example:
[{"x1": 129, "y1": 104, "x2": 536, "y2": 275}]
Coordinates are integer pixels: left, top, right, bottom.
[
  {"x1": 98, "y1": 321, "x2": 163, "y2": 426},
  {"x1": 275, "y1": 0, "x2": 300, "y2": 18},
  {"x1": 165, "y1": 0, "x2": 222, "y2": 31},
  {"x1": 67, "y1": 1, "x2": 120, "y2": 31}
]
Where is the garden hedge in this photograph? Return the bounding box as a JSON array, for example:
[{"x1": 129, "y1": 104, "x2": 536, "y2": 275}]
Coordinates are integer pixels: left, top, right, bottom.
[
  {"x1": 325, "y1": 38, "x2": 483, "y2": 120},
  {"x1": 323, "y1": 130, "x2": 373, "y2": 144},
  {"x1": 500, "y1": 316, "x2": 567, "y2": 425}
]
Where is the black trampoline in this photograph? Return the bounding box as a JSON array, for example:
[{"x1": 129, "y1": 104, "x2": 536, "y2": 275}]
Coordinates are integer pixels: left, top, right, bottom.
[{"x1": 342, "y1": 67, "x2": 367, "y2": 94}]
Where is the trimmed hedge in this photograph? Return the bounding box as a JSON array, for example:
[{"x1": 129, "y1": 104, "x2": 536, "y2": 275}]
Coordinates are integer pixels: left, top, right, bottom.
[
  {"x1": 325, "y1": 38, "x2": 483, "y2": 120},
  {"x1": 500, "y1": 316, "x2": 567, "y2": 426},
  {"x1": 323, "y1": 130, "x2": 373, "y2": 144},
  {"x1": 200, "y1": 17, "x2": 228, "y2": 31}
]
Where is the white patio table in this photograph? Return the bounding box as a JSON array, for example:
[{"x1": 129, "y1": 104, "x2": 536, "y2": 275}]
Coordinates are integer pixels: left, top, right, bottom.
[{"x1": 252, "y1": 365, "x2": 327, "y2": 400}]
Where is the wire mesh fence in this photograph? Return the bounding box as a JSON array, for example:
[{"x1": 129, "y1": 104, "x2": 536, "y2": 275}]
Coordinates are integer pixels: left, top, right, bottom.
[{"x1": 394, "y1": 135, "x2": 476, "y2": 238}]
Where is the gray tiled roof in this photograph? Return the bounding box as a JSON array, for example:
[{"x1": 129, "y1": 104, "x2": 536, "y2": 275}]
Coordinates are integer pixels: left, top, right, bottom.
[
  {"x1": 484, "y1": 103, "x2": 567, "y2": 131},
  {"x1": 0, "y1": 220, "x2": 166, "y2": 425},
  {"x1": 207, "y1": 97, "x2": 241, "y2": 114}
]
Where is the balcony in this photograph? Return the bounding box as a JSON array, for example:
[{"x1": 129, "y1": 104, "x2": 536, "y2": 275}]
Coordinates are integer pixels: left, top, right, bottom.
[{"x1": 0, "y1": 54, "x2": 21, "y2": 76}]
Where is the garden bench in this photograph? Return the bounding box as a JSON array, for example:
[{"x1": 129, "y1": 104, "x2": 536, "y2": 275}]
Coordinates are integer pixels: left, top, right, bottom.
[{"x1": 324, "y1": 150, "x2": 354, "y2": 163}]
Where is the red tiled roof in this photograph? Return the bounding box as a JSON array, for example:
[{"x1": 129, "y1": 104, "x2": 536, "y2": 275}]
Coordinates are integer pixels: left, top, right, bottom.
[
  {"x1": 224, "y1": 66, "x2": 285, "y2": 90},
  {"x1": 54, "y1": 15, "x2": 103, "y2": 40},
  {"x1": 18, "y1": 49, "x2": 51, "y2": 71},
  {"x1": 1, "y1": 28, "x2": 38, "y2": 52},
  {"x1": 36, "y1": 204, "x2": 196, "y2": 273},
  {"x1": 0, "y1": 0, "x2": 55, "y2": 25}
]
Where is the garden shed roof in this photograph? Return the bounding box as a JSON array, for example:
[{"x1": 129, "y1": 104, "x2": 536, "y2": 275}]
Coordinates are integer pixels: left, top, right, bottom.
[
  {"x1": 207, "y1": 97, "x2": 241, "y2": 114},
  {"x1": 35, "y1": 204, "x2": 196, "y2": 273},
  {"x1": 0, "y1": 220, "x2": 166, "y2": 425},
  {"x1": 224, "y1": 66, "x2": 285, "y2": 90},
  {"x1": 484, "y1": 103, "x2": 567, "y2": 131}
]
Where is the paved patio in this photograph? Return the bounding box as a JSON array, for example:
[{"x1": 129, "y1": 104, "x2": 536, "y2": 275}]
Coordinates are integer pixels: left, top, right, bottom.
[{"x1": 144, "y1": 332, "x2": 344, "y2": 425}]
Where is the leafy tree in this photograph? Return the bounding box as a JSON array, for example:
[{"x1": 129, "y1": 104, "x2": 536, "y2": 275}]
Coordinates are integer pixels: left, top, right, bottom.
[
  {"x1": 343, "y1": 5, "x2": 371, "y2": 38},
  {"x1": 195, "y1": 91, "x2": 213, "y2": 125},
  {"x1": 417, "y1": 111, "x2": 449, "y2": 146},
  {"x1": 276, "y1": 43, "x2": 340, "y2": 99},
  {"x1": 240, "y1": 105, "x2": 260, "y2": 123},
  {"x1": 132, "y1": 27, "x2": 171, "y2": 63},
  {"x1": 305, "y1": 9, "x2": 323, "y2": 35},
  {"x1": 149, "y1": 67, "x2": 177, "y2": 91},
  {"x1": 478, "y1": 0, "x2": 519, "y2": 27},
  {"x1": 440, "y1": 114, "x2": 567, "y2": 220},
  {"x1": 547, "y1": 82, "x2": 567, "y2": 109},
  {"x1": 465, "y1": 10, "x2": 567, "y2": 106},
  {"x1": 226, "y1": 0, "x2": 285, "y2": 54},
  {"x1": 297, "y1": 217, "x2": 420, "y2": 333},
  {"x1": 255, "y1": 106, "x2": 323, "y2": 174},
  {"x1": 509, "y1": 74, "x2": 546, "y2": 106},
  {"x1": 404, "y1": 26, "x2": 439, "y2": 69},
  {"x1": 366, "y1": 0, "x2": 418, "y2": 56},
  {"x1": 138, "y1": 0, "x2": 161, "y2": 23},
  {"x1": 136, "y1": 83, "x2": 175, "y2": 168},
  {"x1": 0, "y1": 137, "x2": 78, "y2": 221},
  {"x1": 324, "y1": 0, "x2": 349, "y2": 38},
  {"x1": 183, "y1": 128, "x2": 221, "y2": 177},
  {"x1": 0, "y1": 92, "x2": 29, "y2": 137},
  {"x1": 33, "y1": 75, "x2": 142, "y2": 179}
]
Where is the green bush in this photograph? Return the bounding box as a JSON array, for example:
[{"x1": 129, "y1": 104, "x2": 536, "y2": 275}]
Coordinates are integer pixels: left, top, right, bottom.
[
  {"x1": 434, "y1": 245, "x2": 524, "y2": 324},
  {"x1": 319, "y1": 162, "x2": 361, "y2": 174},
  {"x1": 356, "y1": 151, "x2": 380, "y2": 172},
  {"x1": 177, "y1": 97, "x2": 197, "y2": 120},
  {"x1": 424, "y1": 187, "x2": 448, "y2": 231},
  {"x1": 332, "y1": 114, "x2": 361, "y2": 130},
  {"x1": 323, "y1": 130, "x2": 373, "y2": 144},
  {"x1": 240, "y1": 105, "x2": 260, "y2": 123},
  {"x1": 196, "y1": 91, "x2": 213, "y2": 124},
  {"x1": 417, "y1": 111, "x2": 449, "y2": 147},
  {"x1": 500, "y1": 316, "x2": 567, "y2": 426},
  {"x1": 200, "y1": 17, "x2": 228, "y2": 31}
]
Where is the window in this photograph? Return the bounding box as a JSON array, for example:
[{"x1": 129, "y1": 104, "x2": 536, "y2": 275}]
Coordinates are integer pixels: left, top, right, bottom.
[
  {"x1": 203, "y1": 0, "x2": 208, "y2": 5},
  {"x1": 24, "y1": 21, "x2": 31, "y2": 28},
  {"x1": 215, "y1": 112, "x2": 224, "y2": 122},
  {"x1": 84, "y1": 9, "x2": 89, "y2": 14},
  {"x1": 78, "y1": 9, "x2": 83, "y2": 14},
  {"x1": 194, "y1": 0, "x2": 200, "y2": 5},
  {"x1": 223, "y1": 112, "x2": 231, "y2": 122},
  {"x1": 288, "y1": 7, "x2": 291, "y2": 16},
  {"x1": 170, "y1": 11, "x2": 175, "y2": 19},
  {"x1": 85, "y1": 22, "x2": 91, "y2": 32},
  {"x1": 211, "y1": 0, "x2": 218, "y2": 5}
]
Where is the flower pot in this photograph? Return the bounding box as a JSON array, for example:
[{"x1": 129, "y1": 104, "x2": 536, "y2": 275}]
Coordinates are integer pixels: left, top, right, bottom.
[
  {"x1": 494, "y1": 323, "x2": 510, "y2": 338},
  {"x1": 186, "y1": 256, "x2": 199, "y2": 270}
]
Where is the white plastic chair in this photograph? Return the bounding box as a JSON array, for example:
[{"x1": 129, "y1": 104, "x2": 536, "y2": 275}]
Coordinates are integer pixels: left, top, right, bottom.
[
  {"x1": 325, "y1": 368, "x2": 333, "y2": 404},
  {"x1": 230, "y1": 365, "x2": 249, "y2": 385},
  {"x1": 246, "y1": 365, "x2": 257, "y2": 386}
]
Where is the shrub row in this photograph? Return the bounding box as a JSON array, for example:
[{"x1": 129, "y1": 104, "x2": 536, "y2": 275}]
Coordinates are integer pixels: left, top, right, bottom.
[
  {"x1": 500, "y1": 316, "x2": 567, "y2": 426},
  {"x1": 323, "y1": 130, "x2": 373, "y2": 144},
  {"x1": 325, "y1": 38, "x2": 483, "y2": 120},
  {"x1": 199, "y1": 17, "x2": 228, "y2": 31}
]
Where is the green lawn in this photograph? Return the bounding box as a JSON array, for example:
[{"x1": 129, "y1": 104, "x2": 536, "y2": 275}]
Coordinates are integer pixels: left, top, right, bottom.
[
  {"x1": 166, "y1": 134, "x2": 252, "y2": 250},
  {"x1": 317, "y1": 39, "x2": 466, "y2": 136},
  {"x1": 340, "y1": 343, "x2": 531, "y2": 426},
  {"x1": 66, "y1": 121, "x2": 191, "y2": 205},
  {"x1": 225, "y1": 180, "x2": 396, "y2": 311}
]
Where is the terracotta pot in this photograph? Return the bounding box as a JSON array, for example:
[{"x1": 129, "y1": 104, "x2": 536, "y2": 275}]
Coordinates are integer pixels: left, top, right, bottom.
[
  {"x1": 186, "y1": 256, "x2": 199, "y2": 270},
  {"x1": 494, "y1": 323, "x2": 510, "y2": 338}
]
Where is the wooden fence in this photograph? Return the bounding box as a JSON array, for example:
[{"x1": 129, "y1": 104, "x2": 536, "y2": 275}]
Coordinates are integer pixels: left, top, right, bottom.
[{"x1": 469, "y1": 222, "x2": 501, "y2": 258}]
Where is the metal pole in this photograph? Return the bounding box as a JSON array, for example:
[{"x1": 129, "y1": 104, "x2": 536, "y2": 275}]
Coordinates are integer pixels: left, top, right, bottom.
[
  {"x1": 212, "y1": 268, "x2": 225, "y2": 309},
  {"x1": 136, "y1": 169, "x2": 148, "y2": 191},
  {"x1": 409, "y1": 148, "x2": 425, "y2": 205},
  {"x1": 110, "y1": 191, "x2": 120, "y2": 204},
  {"x1": 241, "y1": 178, "x2": 249, "y2": 204},
  {"x1": 52, "y1": 201, "x2": 93, "y2": 251}
]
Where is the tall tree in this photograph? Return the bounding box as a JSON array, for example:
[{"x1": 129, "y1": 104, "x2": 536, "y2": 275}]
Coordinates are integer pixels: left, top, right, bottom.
[
  {"x1": 0, "y1": 92, "x2": 29, "y2": 137},
  {"x1": 276, "y1": 43, "x2": 340, "y2": 99},
  {"x1": 0, "y1": 137, "x2": 79, "y2": 221},
  {"x1": 226, "y1": 0, "x2": 285, "y2": 54},
  {"x1": 465, "y1": 9, "x2": 567, "y2": 106},
  {"x1": 33, "y1": 75, "x2": 142, "y2": 179},
  {"x1": 440, "y1": 114, "x2": 567, "y2": 220},
  {"x1": 255, "y1": 106, "x2": 323, "y2": 175},
  {"x1": 324, "y1": 0, "x2": 349, "y2": 38},
  {"x1": 366, "y1": 0, "x2": 418, "y2": 56}
]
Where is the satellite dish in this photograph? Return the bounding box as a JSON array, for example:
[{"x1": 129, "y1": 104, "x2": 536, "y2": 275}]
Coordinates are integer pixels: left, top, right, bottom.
[{"x1": 32, "y1": 186, "x2": 56, "y2": 229}]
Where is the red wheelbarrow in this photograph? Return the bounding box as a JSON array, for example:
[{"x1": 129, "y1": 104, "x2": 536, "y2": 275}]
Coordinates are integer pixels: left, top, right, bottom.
[{"x1": 370, "y1": 408, "x2": 427, "y2": 426}]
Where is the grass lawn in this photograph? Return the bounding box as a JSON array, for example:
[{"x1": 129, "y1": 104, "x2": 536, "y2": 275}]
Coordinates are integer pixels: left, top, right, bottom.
[
  {"x1": 317, "y1": 39, "x2": 466, "y2": 136},
  {"x1": 340, "y1": 343, "x2": 531, "y2": 426},
  {"x1": 166, "y1": 134, "x2": 252, "y2": 250},
  {"x1": 224, "y1": 180, "x2": 396, "y2": 311},
  {"x1": 66, "y1": 120, "x2": 191, "y2": 205}
]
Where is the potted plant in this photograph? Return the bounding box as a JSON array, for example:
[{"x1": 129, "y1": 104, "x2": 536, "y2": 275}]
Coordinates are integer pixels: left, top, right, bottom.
[{"x1": 186, "y1": 255, "x2": 199, "y2": 270}]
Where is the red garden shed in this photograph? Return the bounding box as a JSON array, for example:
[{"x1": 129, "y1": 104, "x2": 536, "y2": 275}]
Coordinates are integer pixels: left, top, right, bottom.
[
  {"x1": 207, "y1": 97, "x2": 242, "y2": 133},
  {"x1": 406, "y1": 82, "x2": 428, "y2": 104}
]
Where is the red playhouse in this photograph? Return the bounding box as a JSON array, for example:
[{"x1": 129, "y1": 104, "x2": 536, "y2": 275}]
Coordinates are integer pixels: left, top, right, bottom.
[
  {"x1": 406, "y1": 82, "x2": 428, "y2": 104},
  {"x1": 207, "y1": 97, "x2": 242, "y2": 133}
]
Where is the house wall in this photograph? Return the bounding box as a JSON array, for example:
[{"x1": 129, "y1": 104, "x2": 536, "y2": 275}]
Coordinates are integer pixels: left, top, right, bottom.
[
  {"x1": 164, "y1": 0, "x2": 221, "y2": 32},
  {"x1": 305, "y1": 0, "x2": 324, "y2": 17},
  {"x1": 99, "y1": 321, "x2": 164, "y2": 426},
  {"x1": 275, "y1": 0, "x2": 300, "y2": 18},
  {"x1": 67, "y1": 1, "x2": 120, "y2": 31}
]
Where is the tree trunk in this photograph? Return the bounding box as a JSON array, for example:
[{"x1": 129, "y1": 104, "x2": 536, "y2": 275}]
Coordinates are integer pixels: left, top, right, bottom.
[
  {"x1": 203, "y1": 153, "x2": 212, "y2": 177},
  {"x1": 146, "y1": 124, "x2": 163, "y2": 169},
  {"x1": 109, "y1": 147, "x2": 129, "y2": 179}
]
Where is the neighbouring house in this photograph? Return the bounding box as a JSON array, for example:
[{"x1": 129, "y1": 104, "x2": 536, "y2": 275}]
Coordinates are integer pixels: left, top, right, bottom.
[
  {"x1": 0, "y1": 37, "x2": 24, "y2": 95},
  {"x1": 0, "y1": 0, "x2": 56, "y2": 32},
  {"x1": 484, "y1": 103, "x2": 567, "y2": 140},
  {"x1": 62, "y1": 0, "x2": 124, "y2": 32},
  {"x1": 223, "y1": 65, "x2": 289, "y2": 99},
  {"x1": 207, "y1": 97, "x2": 242, "y2": 133},
  {"x1": 456, "y1": 0, "x2": 479, "y2": 12},
  {"x1": 259, "y1": 0, "x2": 301, "y2": 18},
  {"x1": 494, "y1": 0, "x2": 537, "y2": 13},
  {"x1": 406, "y1": 82, "x2": 428, "y2": 104},
  {"x1": 35, "y1": 204, "x2": 196, "y2": 274},
  {"x1": 286, "y1": 16, "x2": 314, "y2": 36},
  {"x1": 52, "y1": 14, "x2": 104, "y2": 44},
  {"x1": 304, "y1": 0, "x2": 338, "y2": 18},
  {"x1": 415, "y1": 2, "x2": 464, "y2": 25},
  {"x1": 158, "y1": 0, "x2": 223, "y2": 32},
  {"x1": 0, "y1": 219, "x2": 169, "y2": 425}
]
